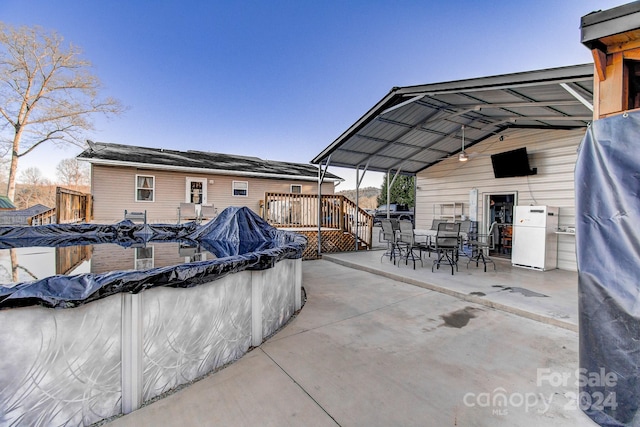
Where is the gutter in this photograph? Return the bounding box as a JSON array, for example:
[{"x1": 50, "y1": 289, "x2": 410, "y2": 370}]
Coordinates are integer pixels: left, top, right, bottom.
[{"x1": 78, "y1": 157, "x2": 343, "y2": 183}]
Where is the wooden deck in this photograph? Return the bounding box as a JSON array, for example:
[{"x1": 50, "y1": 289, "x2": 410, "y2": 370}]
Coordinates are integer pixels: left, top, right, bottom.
[{"x1": 264, "y1": 193, "x2": 373, "y2": 259}]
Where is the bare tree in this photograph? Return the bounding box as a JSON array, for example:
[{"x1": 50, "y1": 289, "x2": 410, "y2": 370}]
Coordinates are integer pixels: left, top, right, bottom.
[
  {"x1": 56, "y1": 157, "x2": 89, "y2": 189},
  {"x1": 15, "y1": 166, "x2": 54, "y2": 208},
  {"x1": 17, "y1": 166, "x2": 55, "y2": 207},
  {"x1": 20, "y1": 166, "x2": 45, "y2": 186},
  {"x1": 0, "y1": 23, "x2": 124, "y2": 201}
]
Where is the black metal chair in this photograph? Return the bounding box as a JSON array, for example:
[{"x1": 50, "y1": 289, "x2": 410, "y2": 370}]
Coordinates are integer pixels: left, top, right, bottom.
[
  {"x1": 466, "y1": 221, "x2": 498, "y2": 272},
  {"x1": 455, "y1": 219, "x2": 472, "y2": 258},
  {"x1": 430, "y1": 218, "x2": 447, "y2": 231},
  {"x1": 431, "y1": 222, "x2": 461, "y2": 275},
  {"x1": 396, "y1": 220, "x2": 423, "y2": 269},
  {"x1": 380, "y1": 219, "x2": 401, "y2": 264}
]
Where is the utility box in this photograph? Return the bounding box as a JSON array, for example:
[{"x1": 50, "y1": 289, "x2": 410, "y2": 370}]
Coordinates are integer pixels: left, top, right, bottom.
[{"x1": 511, "y1": 206, "x2": 559, "y2": 271}]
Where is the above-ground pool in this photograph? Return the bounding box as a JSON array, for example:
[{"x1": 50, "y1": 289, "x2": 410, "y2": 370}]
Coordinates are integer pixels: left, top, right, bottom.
[{"x1": 0, "y1": 207, "x2": 306, "y2": 426}]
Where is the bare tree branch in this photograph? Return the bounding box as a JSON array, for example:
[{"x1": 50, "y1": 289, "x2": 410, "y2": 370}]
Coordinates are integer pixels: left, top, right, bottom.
[{"x1": 0, "y1": 22, "x2": 125, "y2": 201}]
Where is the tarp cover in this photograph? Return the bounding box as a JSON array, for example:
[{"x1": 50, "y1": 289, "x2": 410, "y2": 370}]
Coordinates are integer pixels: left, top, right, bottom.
[
  {"x1": 576, "y1": 111, "x2": 640, "y2": 426},
  {"x1": 0, "y1": 207, "x2": 306, "y2": 310}
]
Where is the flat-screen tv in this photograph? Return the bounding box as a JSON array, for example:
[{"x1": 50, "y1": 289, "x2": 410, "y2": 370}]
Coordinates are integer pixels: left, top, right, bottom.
[{"x1": 491, "y1": 147, "x2": 536, "y2": 178}]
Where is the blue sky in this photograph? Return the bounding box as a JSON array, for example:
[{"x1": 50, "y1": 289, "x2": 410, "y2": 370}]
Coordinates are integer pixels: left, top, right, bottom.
[{"x1": 1, "y1": 0, "x2": 628, "y2": 190}]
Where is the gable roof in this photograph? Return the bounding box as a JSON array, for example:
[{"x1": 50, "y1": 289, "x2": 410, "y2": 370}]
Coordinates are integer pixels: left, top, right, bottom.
[
  {"x1": 311, "y1": 64, "x2": 594, "y2": 175},
  {"x1": 22, "y1": 204, "x2": 51, "y2": 215},
  {"x1": 78, "y1": 142, "x2": 342, "y2": 182},
  {"x1": 0, "y1": 204, "x2": 50, "y2": 225}
]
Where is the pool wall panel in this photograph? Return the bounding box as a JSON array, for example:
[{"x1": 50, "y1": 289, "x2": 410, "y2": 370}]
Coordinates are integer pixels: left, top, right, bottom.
[
  {"x1": 0, "y1": 296, "x2": 122, "y2": 425},
  {"x1": 141, "y1": 273, "x2": 253, "y2": 402}
]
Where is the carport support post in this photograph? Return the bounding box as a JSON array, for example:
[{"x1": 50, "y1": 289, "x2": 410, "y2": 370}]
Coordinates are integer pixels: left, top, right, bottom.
[
  {"x1": 386, "y1": 170, "x2": 390, "y2": 219},
  {"x1": 318, "y1": 164, "x2": 321, "y2": 257},
  {"x1": 355, "y1": 162, "x2": 369, "y2": 251},
  {"x1": 317, "y1": 156, "x2": 331, "y2": 257},
  {"x1": 386, "y1": 169, "x2": 401, "y2": 219},
  {"x1": 355, "y1": 167, "x2": 359, "y2": 250}
]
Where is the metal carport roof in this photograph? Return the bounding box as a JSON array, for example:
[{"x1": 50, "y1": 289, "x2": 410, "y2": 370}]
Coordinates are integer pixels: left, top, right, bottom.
[{"x1": 311, "y1": 64, "x2": 594, "y2": 175}]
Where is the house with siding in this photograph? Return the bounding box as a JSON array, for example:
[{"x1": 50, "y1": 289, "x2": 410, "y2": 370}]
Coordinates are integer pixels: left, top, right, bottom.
[
  {"x1": 77, "y1": 142, "x2": 342, "y2": 223},
  {"x1": 0, "y1": 202, "x2": 51, "y2": 225},
  {"x1": 312, "y1": 64, "x2": 595, "y2": 272}
]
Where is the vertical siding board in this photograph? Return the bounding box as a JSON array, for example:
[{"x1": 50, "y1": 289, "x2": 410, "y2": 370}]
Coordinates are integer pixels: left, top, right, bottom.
[{"x1": 415, "y1": 128, "x2": 583, "y2": 271}]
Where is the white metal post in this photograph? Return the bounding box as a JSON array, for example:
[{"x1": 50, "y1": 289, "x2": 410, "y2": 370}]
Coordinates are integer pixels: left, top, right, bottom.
[{"x1": 121, "y1": 293, "x2": 143, "y2": 414}]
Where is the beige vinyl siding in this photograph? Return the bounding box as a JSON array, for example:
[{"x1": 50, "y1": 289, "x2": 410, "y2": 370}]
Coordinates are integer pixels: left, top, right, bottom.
[
  {"x1": 91, "y1": 165, "x2": 334, "y2": 223},
  {"x1": 91, "y1": 242, "x2": 202, "y2": 274},
  {"x1": 415, "y1": 128, "x2": 584, "y2": 271}
]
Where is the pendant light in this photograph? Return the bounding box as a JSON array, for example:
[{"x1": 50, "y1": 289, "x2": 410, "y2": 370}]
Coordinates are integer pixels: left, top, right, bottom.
[{"x1": 458, "y1": 125, "x2": 468, "y2": 162}]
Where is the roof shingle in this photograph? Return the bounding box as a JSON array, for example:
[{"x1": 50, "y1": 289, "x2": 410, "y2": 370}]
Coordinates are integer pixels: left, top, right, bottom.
[{"x1": 78, "y1": 142, "x2": 342, "y2": 181}]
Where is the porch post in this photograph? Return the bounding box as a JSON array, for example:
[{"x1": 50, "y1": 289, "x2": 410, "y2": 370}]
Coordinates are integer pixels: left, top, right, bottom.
[
  {"x1": 317, "y1": 156, "x2": 331, "y2": 257},
  {"x1": 318, "y1": 163, "x2": 322, "y2": 257},
  {"x1": 386, "y1": 170, "x2": 390, "y2": 219},
  {"x1": 356, "y1": 166, "x2": 360, "y2": 250}
]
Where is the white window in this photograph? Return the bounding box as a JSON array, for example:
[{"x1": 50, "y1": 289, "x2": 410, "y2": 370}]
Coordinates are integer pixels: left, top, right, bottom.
[
  {"x1": 135, "y1": 175, "x2": 155, "y2": 202},
  {"x1": 232, "y1": 180, "x2": 248, "y2": 197},
  {"x1": 134, "y1": 246, "x2": 154, "y2": 270},
  {"x1": 291, "y1": 184, "x2": 302, "y2": 194}
]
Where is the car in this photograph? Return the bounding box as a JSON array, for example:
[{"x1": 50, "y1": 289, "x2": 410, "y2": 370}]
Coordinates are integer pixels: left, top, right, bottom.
[{"x1": 373, "y1": 203, "x2": 414, "y2": 225}]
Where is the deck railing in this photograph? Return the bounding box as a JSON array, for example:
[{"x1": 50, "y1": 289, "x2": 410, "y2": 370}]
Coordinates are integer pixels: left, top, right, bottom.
[
  {"x1": 263, "y1": 193, "x2": 373, "y2": 250},
  {"x1": 29, "y1": 187, "x2": 93, "y2": 225}
]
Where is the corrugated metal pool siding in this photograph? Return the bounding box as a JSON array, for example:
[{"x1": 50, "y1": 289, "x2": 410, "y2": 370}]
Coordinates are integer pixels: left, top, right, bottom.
[{"x1": 415, "y1": 128, "x2": 584, "y2": 271}]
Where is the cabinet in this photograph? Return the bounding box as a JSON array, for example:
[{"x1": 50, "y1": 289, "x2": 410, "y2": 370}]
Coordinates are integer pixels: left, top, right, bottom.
[{"x1": 433, "y1": 202, "x2": 463, "y2": 221}]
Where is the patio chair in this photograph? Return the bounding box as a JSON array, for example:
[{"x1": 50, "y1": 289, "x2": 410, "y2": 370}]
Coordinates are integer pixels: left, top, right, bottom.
[
  {"x1": 456, "y1": 219, "x2": 472, "y2": 257},
  {"x1": 380, "y1": 219, "x2": 401, "y2": 264},
  {"x1": 178, "y1": 202, "x2": 198, "y2": 223},
  {"x1": 396, "y1": 220, "x2": 423, "y2": 269},
  {"x1": 124, "y1": 209, "x2": 147, "y2": 225},
  {"x1": 430, "y1": 218, "x2": 447, "y2": 230},
  {"x1": 199, "y1": 204, "x2": 218, "y2": 222},
  {"x1": 431, "y1": 222, "x2": 461, "y2": 275},
  {"x1": 466, "y1": 221, "x2": 498, "y2": 272}
]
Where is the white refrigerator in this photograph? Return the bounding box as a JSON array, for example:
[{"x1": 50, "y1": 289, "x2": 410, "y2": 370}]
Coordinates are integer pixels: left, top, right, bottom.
[{"x1": 511, "y1": 206, "x2": 559, "y2": 271}]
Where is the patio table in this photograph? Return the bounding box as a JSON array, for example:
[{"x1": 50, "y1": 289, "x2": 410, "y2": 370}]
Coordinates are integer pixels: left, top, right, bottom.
[{"x1": 414, "y1": 229, "x2": 468, "y2": 245}]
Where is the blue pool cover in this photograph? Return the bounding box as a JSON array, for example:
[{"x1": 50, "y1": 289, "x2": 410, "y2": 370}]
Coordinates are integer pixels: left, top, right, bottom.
[{"x1": 0, "y1": 207, "x2": 306, "y2": 310}]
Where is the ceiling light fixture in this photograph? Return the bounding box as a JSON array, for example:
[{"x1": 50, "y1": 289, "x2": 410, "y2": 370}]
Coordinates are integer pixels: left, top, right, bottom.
[{"x1": 458, "y1": 125, "x2": 468, "y2": 162}]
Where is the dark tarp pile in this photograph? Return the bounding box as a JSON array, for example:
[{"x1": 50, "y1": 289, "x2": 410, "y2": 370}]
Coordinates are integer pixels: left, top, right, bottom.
[
  {"x1": 0, "y1": 221, "x2": 201, "y2": 249},
  {"x1": 0, "y1": 207, "x2": 306, "y2": 310},
  {"x1": 576, "y1": 111, "x2": 640, "y2": 426}
]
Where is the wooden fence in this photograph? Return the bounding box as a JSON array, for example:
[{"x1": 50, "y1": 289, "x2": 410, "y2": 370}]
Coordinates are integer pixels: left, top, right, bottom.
[
  {"x1": 29, "y1": 187, "x2": 93, "y2": 225},
  {"x1": 263, "y1": 193, "x2": 373, "y2": 254}
]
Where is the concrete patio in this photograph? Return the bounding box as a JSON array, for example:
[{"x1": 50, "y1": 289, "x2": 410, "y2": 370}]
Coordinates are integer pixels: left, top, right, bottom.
[
  {"x1": 105, "y1": 248, "x2": 595, "y2": 426},
  {"x1": 325, "y1": 248, "x2": 579, "y2": 332}
]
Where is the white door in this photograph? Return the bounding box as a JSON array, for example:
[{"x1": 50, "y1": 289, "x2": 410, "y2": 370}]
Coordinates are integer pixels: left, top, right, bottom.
[{"x1": 186, "y1": 178, "x2": 207, "y2": 205}]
